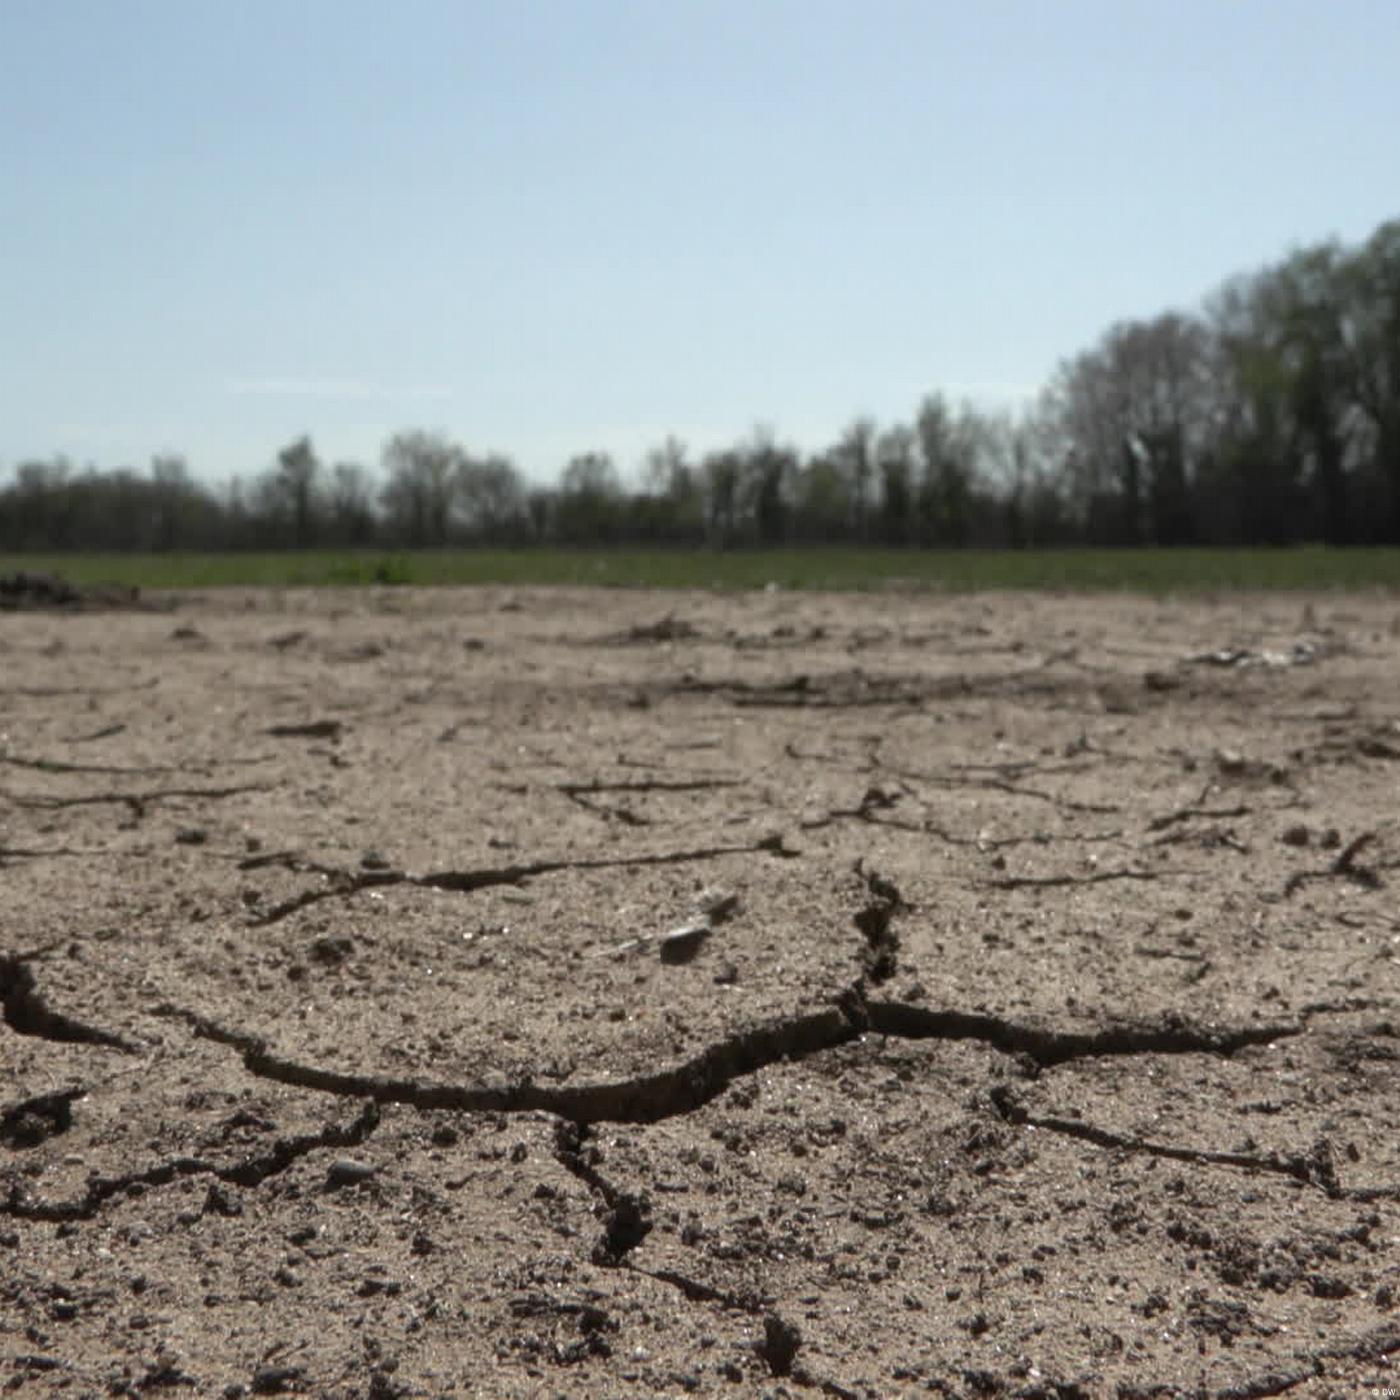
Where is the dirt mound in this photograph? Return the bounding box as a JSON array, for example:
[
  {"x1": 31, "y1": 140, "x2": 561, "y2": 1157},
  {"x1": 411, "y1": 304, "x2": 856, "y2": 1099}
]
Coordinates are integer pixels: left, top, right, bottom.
[{"x1": 0, "y1": 570, "x2": 140, "y2": 611}]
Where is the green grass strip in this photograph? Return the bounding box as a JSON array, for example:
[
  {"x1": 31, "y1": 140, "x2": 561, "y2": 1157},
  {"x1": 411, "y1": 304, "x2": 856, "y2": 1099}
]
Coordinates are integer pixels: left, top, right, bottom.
[{"x1": 5, "y1": 546, "x2": 1400, "y2": 594}]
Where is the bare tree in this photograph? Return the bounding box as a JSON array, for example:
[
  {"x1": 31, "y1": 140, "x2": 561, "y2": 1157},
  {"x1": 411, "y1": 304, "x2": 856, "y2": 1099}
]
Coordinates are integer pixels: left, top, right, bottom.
[
  {"x1": 916, "y1": 394, "x2": 978, "y2": 545},
  {"x1": 381, "y1": 430, "x2": 462, "y2": 546},
  {"x1": 738, "y1": 426, "x2": 797, "y2": 547},
  {"x1": 1047, "y1": 313, "x2": 1212, "y2": 544},
  {"x1": 641, "y1": 437, "x2": 703, "y2": 543},
  {"x1": 835, "y1": 416, "x2": 877, "y2": 542},
  {"x1": 1341, "y1": 221, "x2": 1400, "y2": 538},
  {"x1": 456, "y1": 453, "x2": 525, "y2": 539},
  {"x1": 556, "y1": 452, "x2": 622, "y2": 543},
  {"x1": 875, "y1": 425, "x2": 916, "y2": 546},
  {"x1": 271, "y1": 435, "x2": 321, "y2": 547},
  {"x1": 701, "y1": 449, "x2": 742, "y2": 547},
  {"x1": 329, "y1": 463, "x2": 376, "y2": 545},
  {"x1": 150, "y1": 453, "x2": 190, "y2": 550}
]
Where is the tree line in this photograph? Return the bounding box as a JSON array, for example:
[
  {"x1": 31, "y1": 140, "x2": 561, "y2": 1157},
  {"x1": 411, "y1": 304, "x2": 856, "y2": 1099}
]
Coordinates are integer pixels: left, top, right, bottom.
[{"x1": 5, "y1": 216, "x2": 1398, "y2": 552}]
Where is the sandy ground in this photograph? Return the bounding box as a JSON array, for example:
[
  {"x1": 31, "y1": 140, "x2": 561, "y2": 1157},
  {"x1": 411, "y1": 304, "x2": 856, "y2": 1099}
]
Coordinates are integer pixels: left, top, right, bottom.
[{"x1": 2, "y1": 583, "x2": 1399, "y2": 1399}]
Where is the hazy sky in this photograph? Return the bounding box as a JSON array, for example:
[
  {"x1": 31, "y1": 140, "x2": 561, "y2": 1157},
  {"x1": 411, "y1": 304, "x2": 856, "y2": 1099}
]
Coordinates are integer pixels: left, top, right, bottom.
[{"x1": 3, "y1": 1, "x2": 1398, "y2": 485}]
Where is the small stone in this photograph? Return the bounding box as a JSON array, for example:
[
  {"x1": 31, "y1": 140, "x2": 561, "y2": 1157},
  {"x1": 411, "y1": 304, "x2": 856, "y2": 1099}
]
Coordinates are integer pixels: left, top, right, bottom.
[
  {"x1": 310, "y1": 934, "x2": 354, "y2": 966},
  {"x1": 1281, "y1": 824, "x2": 1310, "y2": 847},
  {"x1": 325, "y1": 1159, "x2": 377, "y2": 1190},
  {"x1": 692, "y1": 887, "x2": 740, "y2": 923},
  {"x1": 175, "y1": 827, "x2": 207, "y2": 846},
  {"x1": 1215, "y1": 748, "x2": 1246, "y2": 775},
  {"x1": 250, "y1": 1365, "x2": 305, "y2": 1395},
  {"x1": 360, "y1": 850, "x2": 390, "y2": 870}
]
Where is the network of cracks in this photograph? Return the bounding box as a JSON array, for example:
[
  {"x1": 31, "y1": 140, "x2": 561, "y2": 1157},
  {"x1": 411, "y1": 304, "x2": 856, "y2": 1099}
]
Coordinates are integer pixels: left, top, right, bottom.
[{"x1": 2, "y1": 584, "x2": 1400, "y2": 1397}]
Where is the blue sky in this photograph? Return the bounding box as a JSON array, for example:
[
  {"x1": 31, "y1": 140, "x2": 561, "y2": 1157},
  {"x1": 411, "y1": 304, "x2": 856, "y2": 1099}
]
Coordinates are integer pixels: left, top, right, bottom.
[{"x1": 3, "y1": 0, "x2": 1398, "y2": 486}]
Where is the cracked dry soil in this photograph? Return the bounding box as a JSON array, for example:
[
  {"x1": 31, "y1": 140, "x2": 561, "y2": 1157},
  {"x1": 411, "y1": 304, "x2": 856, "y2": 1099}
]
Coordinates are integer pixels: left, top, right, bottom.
[{"x1": 2, "y1": 586, "x2": 1400, "y2": 1399}]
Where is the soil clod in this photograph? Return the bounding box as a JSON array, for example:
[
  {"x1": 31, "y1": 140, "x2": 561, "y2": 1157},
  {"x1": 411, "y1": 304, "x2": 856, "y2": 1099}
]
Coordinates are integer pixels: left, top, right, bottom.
[{"x1": 757, "y1": 1313, "x2": 802, "y2": 1377}]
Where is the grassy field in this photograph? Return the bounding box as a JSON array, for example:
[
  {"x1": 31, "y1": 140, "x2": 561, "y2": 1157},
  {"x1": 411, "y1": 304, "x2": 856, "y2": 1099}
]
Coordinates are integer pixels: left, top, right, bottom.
[{"x1": 6, "y1": 546, "x2": 1400, "y2": 593}]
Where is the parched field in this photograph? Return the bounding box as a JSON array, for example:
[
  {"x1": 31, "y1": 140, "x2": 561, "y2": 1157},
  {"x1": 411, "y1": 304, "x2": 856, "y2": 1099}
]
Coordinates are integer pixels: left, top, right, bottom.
[{"x1": 2, "y1": 584, "x2": 1399, "y2": 1398}]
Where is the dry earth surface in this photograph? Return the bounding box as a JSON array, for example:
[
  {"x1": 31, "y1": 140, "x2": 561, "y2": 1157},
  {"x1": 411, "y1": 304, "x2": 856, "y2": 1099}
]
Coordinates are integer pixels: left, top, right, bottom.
[{"x1": 2, "y1": 583, "x2": 1400, "y2": 1399}]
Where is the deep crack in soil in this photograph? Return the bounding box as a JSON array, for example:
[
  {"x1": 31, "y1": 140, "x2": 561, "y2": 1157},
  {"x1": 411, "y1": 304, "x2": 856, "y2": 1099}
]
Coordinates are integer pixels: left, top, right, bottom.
[
  {"x1": 162, "y1": 992, "x2": 1299, "y2": 1125},
  {"x1": 244, "y1": 832, "x2": 796, "y2": 925}
]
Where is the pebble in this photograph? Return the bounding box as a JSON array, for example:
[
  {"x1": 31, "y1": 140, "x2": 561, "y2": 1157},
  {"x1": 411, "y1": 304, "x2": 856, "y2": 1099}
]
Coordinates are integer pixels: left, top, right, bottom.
[
  {"x1": 692, "y1": 886, "x2": 740, "y2": 923},
  {"x1": 310, "y1": 934, "x2": 354, "y2": 965},
  {"x1": 325, "y1": 1159, "x2": 377, "y2": 1190}
]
